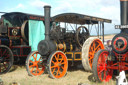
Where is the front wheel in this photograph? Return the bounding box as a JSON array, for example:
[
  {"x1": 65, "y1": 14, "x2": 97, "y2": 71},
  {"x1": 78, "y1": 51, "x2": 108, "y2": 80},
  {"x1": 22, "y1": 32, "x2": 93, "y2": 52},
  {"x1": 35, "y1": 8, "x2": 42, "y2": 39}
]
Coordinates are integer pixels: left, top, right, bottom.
[
  {"x1": 26, "y1": 51, "x2": 45, "y2": 76},
  {"x1": 0, "y1": 45, "x2": 13, "y2": 74},
  {"x1": 92, "y1": 49, "x2": 113, "y2": 82},
  {"x1": 47, "y1": 51, "x2": 68, "y2": 79}
]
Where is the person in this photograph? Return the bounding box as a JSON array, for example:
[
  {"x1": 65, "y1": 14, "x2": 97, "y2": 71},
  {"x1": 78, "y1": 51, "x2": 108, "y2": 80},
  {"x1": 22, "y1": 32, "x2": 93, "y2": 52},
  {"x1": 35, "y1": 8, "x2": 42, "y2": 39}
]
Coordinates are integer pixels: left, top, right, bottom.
[{"x1": 105, "y1": 40, "x2": 112, "y2": 51}]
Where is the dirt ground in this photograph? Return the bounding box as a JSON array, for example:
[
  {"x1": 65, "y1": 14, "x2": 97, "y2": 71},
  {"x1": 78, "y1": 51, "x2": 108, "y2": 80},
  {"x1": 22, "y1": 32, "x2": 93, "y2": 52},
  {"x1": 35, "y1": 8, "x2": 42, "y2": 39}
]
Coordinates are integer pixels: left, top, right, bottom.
[
  {"x1": 0, "y1": 35, "x2": 116, "y2": 85},
  {"x1": 0, "y1": 65, "x2": 116, "y2": 85}
]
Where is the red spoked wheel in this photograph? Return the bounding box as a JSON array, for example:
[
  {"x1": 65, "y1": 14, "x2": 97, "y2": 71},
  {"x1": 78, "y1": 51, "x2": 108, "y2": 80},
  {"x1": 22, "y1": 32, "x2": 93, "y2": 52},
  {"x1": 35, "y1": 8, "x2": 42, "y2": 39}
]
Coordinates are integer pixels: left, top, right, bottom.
[
  {"x1": 26, "y1": 51, "x2": 45, "y2": 76},
  {"x1": 47, "y1": 51, "x2": 68, "y2": 79},
  {"x1": 0, "y1": 45, "x2": 13, "y2": 74},
  {"x1": 92, "y1": 49, "x2": 113, "y2": 82}
]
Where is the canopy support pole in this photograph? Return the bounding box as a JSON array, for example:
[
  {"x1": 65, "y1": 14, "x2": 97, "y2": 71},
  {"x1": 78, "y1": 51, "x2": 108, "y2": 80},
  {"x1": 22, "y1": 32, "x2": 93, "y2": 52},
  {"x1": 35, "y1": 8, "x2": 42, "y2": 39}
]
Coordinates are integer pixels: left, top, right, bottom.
[{"x1": 102, "y1": 22, "x2": 104, "y2": 43}]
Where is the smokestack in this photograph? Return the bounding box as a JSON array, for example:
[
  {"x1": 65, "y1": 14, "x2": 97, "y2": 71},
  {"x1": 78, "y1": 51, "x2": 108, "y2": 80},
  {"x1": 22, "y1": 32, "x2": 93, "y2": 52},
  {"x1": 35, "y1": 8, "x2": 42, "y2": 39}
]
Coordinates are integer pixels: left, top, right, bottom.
[
  {"x1": 120, "y1": 0, "x2": 128, "y2": 25},
  {"x1": 44, "y1": 5, "x2": 51, "y2": 40}
]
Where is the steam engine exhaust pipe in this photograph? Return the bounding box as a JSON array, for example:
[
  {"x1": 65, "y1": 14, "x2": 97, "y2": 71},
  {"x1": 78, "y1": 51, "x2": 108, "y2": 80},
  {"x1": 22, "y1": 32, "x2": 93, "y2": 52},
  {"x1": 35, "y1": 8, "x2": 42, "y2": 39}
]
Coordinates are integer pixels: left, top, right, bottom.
[
  {"x1": 120, "y1": 0, "x2": 128, "y2": 25},
  {"x1": 38, "y1": 6, "x2": 56, "y2": 56},
  {"x1": 120, "y1": 0, "x2": 128, "y2": 33},
  {"x1": 44, "y1": 6, "x2": 51, "y2": 40}
]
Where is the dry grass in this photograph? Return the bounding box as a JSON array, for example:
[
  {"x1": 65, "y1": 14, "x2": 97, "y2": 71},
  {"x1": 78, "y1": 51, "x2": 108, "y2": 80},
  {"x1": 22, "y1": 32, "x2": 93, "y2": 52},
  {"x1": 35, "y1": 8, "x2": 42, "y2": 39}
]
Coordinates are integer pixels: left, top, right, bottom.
[
  {"x1": 0, "y1": 65, "x2": 116, "y2": 85},
  {"x1": 0, "y1": 34, "x2": 117, "y2": 85},
  {"x1": 104, "y1": 34, "x2": 115, "y2": 40}
]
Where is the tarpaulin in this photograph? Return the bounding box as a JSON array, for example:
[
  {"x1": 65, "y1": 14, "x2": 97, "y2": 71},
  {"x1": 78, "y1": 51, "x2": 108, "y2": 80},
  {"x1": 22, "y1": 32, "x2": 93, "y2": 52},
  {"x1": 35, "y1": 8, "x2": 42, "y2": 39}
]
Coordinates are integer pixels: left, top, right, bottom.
[{"x1": 28, "y1": 20, "x2": 45, "y2": 51}]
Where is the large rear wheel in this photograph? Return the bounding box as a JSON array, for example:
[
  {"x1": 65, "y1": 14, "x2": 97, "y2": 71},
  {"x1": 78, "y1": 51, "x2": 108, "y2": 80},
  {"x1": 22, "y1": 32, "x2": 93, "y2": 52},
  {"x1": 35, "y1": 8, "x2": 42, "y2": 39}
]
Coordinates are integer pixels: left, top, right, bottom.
[
  {"x1": 0, "y1": 45, "x2": 13, "y2": 74},
  {"x1": 82, "y1": 37, "x2": 104, "y2": 72},
  {"x1": 92, "y1": 49, "x2": 113, "y2": 82},
  {"x1": 47, "y1": 51, "x2": 68, "y2": 79},
  {"x1": 26, "y1": 51, "x2": 45, "y2": 76}
]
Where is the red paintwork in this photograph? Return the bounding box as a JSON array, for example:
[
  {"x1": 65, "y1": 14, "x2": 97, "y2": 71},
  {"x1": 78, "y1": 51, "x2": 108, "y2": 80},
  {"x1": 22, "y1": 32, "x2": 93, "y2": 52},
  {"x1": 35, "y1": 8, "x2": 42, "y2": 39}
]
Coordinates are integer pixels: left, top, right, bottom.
[
  {"x1": 11, "y1": 46, "x2": 31, "y2": 57},
  {"x1": 113, "y1": 37, "x2": 127, "y2": 51},
  {"x1": 106, "y1": 51, "x2": 128, "y2": 72},
  {"x1": 97, "y1": 50, "x2": 113, "y2": 82}
]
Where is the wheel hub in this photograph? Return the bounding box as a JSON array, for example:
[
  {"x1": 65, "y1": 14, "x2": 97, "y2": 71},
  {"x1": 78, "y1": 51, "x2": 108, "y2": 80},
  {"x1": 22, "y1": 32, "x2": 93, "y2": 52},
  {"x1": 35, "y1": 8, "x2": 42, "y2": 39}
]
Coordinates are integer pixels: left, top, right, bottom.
[
  {"x1": 33, "y1": 61, "x2": 39, "y2": 66},
  {"x1": 103, "y1": 64, "x2": 107, "y2": 70},
  {"x1": 54, "y1": 62, "x2": 61, "y2": 67}
]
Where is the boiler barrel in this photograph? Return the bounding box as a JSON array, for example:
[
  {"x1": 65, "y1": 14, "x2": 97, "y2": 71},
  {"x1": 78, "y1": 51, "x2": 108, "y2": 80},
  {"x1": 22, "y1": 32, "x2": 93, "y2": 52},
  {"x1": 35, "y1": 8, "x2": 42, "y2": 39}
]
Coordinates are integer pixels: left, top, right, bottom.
[{"x1": 38, "y1": 40, "x2": 56, "y2": 56}]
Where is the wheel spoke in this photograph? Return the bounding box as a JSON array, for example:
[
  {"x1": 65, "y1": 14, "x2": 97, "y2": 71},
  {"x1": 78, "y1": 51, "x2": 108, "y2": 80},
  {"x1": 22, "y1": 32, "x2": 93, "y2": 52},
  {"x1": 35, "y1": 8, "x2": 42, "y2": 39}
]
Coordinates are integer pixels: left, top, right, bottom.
[
  {"x1": 60, "y1": 66, "x2": 64, "y2": 70},
  {"x1": 32, "y1": 55, "x2": 36, "y2": 61},
  {"x1": 89, "y1": 56, "x2": 93, "y2": 60},
  {"x1": 2, "y1": 50, "x2": 7, "y2": 57},
  {"x1": 93, "y1": 42, "x2": 95, "y2": 50},
  {"x1": 61, "y1": 62, "x2": 66, "y2": 65},
  {"x1": 57, "y1": 54, "x2": 59, "y2": 59},
  {"x1": 3, "y1": 62, "x2": 7, "y2": 69},
  {"x1": 98, "y1": 68, "x2": 104, "y2": 74},
  {"x1": 51, "y1": 65, "x2": 57, "y2": 68},
  {"x1": 58, "y1": 67, "x2": 61, "y2": 74},
  {"x1": 54, "y1": 55, "x2": 58, "y2": 62},
  {"x1": 95, "y1": 44, "x2": 100, "y2": 51},
  {"x1": 29, "y1": 65, "x2": 34, "y2": 68},
  {"x1": 30, "y1": 67, "x2": 34, "y2": 73},
  {"x1": 56, "y1": 69, "x2": 59, "y2": 76},
  {"x1": 52, "y1": 61, "x2": 55, "y2": 64},
  {"x1": 37, "y1": 66, "x2": 40, "y2": 72},
  {"x1": 29, "y1": 60, "x2": 34, "y2": 63},
  {"x1": 52, "y1": 68, "x2": 56, "y2": 74},
  {"x1": 103, "y1": 70, "x2": 107, "y2": 80},
  {"x1": 4, "y1": 56, "x2": 9, "y2": 59},
  {"x1": 36, "y1": 66, "x2": 38, "y2": 74},
  {"x1": 90, "y1": 46, "x2": 93, "y2": 52},
  {"x1": 38, "y1": 57, "x2": 41, "y2": 62},
  {"x1": 60, "y1": 57, "x2": 63, "y2": 63},
  {"x1": 36, "y1": 54, "x2": 37, "y2": 60}
]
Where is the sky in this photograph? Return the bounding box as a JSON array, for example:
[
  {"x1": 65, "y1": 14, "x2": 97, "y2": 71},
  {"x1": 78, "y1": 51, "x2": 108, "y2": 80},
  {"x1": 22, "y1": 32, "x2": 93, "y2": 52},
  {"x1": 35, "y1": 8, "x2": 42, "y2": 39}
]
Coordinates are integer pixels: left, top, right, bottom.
[{"x1": 0, "y1": 0, "x2": 121, "y2": 35}]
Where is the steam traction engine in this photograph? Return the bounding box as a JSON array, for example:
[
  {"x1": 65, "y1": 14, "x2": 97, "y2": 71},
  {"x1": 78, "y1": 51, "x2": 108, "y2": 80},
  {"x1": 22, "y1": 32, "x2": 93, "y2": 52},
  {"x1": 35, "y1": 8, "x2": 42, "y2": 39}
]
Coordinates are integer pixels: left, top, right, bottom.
[
  {"x1": 0, "y1": 12, "x2": 45, "y2": 74},
  {"x1": 92, "y1": 0, "x2": 128, "y2": 82},
  {"x1": 26, "y1": 6, "x2": 111, "y2": 78}
]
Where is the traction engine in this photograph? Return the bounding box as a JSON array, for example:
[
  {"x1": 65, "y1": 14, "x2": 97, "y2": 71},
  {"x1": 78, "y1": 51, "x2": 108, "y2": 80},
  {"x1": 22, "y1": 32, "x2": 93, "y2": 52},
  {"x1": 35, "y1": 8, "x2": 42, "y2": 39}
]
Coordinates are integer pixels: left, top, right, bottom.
[
  {"x1": 26, "y1": 6, "x2": 111, "y2": 79},
  {"x1": 92, "y1": 0, "x2": 128, "y2": 82},
  {"x1": 0, "y1": 12, "x2": 45, "y2": 74}
]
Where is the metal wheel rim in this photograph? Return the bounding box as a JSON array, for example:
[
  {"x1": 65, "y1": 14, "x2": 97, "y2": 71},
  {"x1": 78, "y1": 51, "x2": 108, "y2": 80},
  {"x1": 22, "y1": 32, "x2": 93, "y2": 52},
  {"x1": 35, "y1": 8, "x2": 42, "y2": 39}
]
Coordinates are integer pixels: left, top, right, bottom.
[
  {"x1": 50, "y1": 51, "x2": 68, "y2": 78},
  {"x1": 28, "y1": 51, "x2": 45, "y2": 76},
  {"x1": 88, "y1": 39, "x2": 104, "y2": 69},
  {"x1": 0, "y1": 46, "x2": 13, "y2": 74},
  {"x1": 97, "y1": 51, "x2": 113, "y2": 82},
  {"x1": 21, "y1": 20, "x2": 28, "y2": 42}
]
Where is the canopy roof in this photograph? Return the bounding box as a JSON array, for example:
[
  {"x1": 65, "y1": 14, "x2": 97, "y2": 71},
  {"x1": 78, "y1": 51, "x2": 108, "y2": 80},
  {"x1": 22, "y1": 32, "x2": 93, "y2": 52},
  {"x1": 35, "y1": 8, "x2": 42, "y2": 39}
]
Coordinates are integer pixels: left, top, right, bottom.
[
  {"x1": 2, "y1": 12, "x2": 44, "y2": 21},
  {"x1": 1, "y1": 12, "x2": 112, "y2": 26},
  {"x1": 52, "y1": 13, "x2": 112, "y2": 24},
  {"x1": 1, "y1": 12, "x2": 44, "y2": 27}
]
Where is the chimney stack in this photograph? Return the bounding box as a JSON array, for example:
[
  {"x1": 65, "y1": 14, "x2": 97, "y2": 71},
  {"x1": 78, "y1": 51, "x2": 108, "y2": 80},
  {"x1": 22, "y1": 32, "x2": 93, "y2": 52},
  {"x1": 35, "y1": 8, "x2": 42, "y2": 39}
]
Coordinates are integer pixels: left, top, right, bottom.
[
  {"x1": 44, "y1": 5, "x2": 51, "y2": 40},
  {"x1": 120, "y1": 0, "x2": 128, "y2": 25}
]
